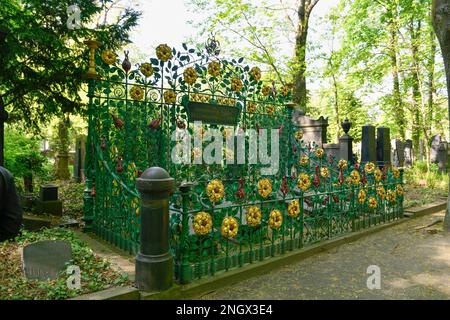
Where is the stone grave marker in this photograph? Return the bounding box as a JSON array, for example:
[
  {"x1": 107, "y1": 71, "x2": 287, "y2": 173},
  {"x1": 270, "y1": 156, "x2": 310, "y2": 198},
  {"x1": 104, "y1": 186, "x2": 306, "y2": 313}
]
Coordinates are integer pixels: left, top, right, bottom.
[
  {"x1": 430, "y1": 135, "x2": 441, "y2": 163},
  {"x1": 404, "y1": 139, "x2": 413, "y2": 166},
  {"x1": 22, "y1": 240, "x2": 72, "y2": 281}
]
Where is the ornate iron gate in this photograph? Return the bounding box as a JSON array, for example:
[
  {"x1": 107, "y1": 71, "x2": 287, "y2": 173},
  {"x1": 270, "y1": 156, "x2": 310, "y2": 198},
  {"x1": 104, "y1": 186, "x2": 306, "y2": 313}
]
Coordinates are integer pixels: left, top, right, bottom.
[{"x1": 82, "y1": 40, "x2": 404, "y2": 283}]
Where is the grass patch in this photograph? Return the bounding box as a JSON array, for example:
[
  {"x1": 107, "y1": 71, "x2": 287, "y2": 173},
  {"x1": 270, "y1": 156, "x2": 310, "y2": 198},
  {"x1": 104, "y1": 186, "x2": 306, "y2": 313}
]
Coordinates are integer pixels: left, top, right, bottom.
[
  {"x1": 403, "y1": 161, "x2": 448, "y2": 208},
  {"x1": 0, "y1": 228, "x2": 130, "y2": 300}
]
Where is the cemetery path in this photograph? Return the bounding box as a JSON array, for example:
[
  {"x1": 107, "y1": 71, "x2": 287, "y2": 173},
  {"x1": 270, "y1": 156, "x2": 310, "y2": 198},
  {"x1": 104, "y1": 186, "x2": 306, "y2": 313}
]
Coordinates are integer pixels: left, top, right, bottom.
[{"x1": 199, "y1": 210, "x2": 450, "y2": 300}]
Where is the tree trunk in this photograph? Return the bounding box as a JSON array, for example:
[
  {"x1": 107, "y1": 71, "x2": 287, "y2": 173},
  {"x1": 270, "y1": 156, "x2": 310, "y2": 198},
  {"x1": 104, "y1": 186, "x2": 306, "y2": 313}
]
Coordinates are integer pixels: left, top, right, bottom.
[
  {"x1": 293, "y1": 6, "x2": 309, "y2": 111},
  {"x1": 332, "y1": 73, "x2": 340, "y2": 141},
  {"x1": 389, "y1": 26, "x2": 406, "y2": 140},
  {"x1": 432, "y1": 0, "x2": 450, "y2": 231},
  {"x1": 426, "y1": 29, "x2": 437, "y2": 169},
  {"x1": 410, "y1": 20, "x2": 423, "y2": 159},
  {"x1": 293, "y1": 0, "x2": 320, "y2": 112}
]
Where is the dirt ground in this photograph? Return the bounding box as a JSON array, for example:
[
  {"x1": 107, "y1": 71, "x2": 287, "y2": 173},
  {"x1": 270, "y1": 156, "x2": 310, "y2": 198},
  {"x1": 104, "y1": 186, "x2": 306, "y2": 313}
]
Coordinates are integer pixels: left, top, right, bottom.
[{"x1": 200, "y1": 210, "x2": 450, "y2": 300}]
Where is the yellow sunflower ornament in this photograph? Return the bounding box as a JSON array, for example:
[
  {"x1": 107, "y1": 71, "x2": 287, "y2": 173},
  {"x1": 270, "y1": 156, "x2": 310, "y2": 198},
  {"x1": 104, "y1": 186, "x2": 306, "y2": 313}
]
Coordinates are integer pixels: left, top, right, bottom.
[
  {"x1": 294, "y1": 130, "x2": 303, "y2": 141},
  {"x1": 392, "y1": 167, "x2": 400, "y2": 179},
  {"x1": 368, "y1": 197, "x2": 377, "y2": 209},
  {"x1": 387, "y1": 189, "x2": 396, "y2": 203},
  {"x1": 164, "y1": 90, "x2": 177, "y2": 104},
  {"x1": 231, "y1": 77, "x2": 243, "y2": 92},
  {"x1": 299, "y1": 155, "x2": 309, "y2": 167},
  {"x1": 320, "y1": 167, "x2": 330, "y2": 179},
  {"x1": 206, "y1": 179, "x2": 225, "y2": 203},
  {"x1": 269, "y1": 210, "x2": 283, "y2": 230},
  {"x1": 374, "y1": 168, "x2": 382, "y2": 182},
  {"x1": 396, "y1": 184, "x2": 404, "y2": 196},
  {"x1": 262, "y1": 85, "x2": 271, "y2": 96},
  {"x1": 221, "y1": 216, "x2": 239, "y2": 239},
  {"x1": 350, "y1": 170, "x2": 361, "y2": 185},
  {"x1": 130, "y1": 85, "x2": 144, "y2": 101},
  {"x1": 193, "y1": 212, "x2": 212, "y2": 236},
  {"x1": 377, "y1": 186, "x2": 386, "y2": 200},
  {"x1": 208, "y1": 61, "x2": 221, "y2": 77},
  {"x1": 250, "y1": 67, "x2": 262, "y2": 81},
  {"x1": 101, "y1": 50, "x2": 117, "y2": 65},
  {"x1": 297, "y1": 173, "x2": 311, "y2": 191},
  {"x1": 338, "y1": 159, "x2": 348, "y2": 170},
  {"x1": 358, "y1": 189, "x2": 366, "y2": 204},
  {"x1": 288, "y1": 200, "x2": 300, "y2": 218},
  {"x1": 156, "y1": 44, "x2": 173, "y2": 62},
  {"x1": 315, "y1": 148, "x2": 325, "y2": 158},
  {"x1": 257, "y1": 178, "x2": 272, "y2": 198},
  {"x1": 183, "y1": 67, "x2": 198, "y2": 85},
  {"x1": 140, "y1": 63, "x2": 154, "y2": 77},
  {"x1": 364, "y1": 162, "x2": 375, "y2": 174},
  {"x1": 246, "y1": 206, "x2": 262, "y2": 227}
]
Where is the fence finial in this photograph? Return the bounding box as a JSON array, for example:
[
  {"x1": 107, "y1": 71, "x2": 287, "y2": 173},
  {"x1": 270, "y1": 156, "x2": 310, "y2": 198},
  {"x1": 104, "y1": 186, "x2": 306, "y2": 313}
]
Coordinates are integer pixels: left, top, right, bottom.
[{"x1": 84, "y1": 39, "x2": 101, "y2": 80}]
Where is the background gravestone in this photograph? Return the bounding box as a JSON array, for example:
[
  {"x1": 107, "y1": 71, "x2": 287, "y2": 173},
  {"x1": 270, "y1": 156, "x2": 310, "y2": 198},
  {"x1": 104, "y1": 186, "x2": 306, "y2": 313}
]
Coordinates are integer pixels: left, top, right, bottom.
[
  {"x1": 430, "y1": 135, "x2": 441, "y2": 163},
  {"x1": 404, "y1": 139, "x2": 413, "y2": 167},
  {"x1": 395, "y1": 139, "x2": 405, "y2": 167},
  {"x1": 22, "y1": 240, "x2": 72, "y2": 281},
  {"x1": 376, "y1": 127, "x2": 391, "y2": 167},
  {"x1": 294, "y1": 114, "x2": 328, "y2": 147},
  {"x1": 73, "y1": 135, "x2": 86, "y2": 182},
  {"x1": 438, "y1": 141, "x2": 448, "y2": 173},
  {"x1": 361, "y1": 125, "x2": 376, "y2": 164}
]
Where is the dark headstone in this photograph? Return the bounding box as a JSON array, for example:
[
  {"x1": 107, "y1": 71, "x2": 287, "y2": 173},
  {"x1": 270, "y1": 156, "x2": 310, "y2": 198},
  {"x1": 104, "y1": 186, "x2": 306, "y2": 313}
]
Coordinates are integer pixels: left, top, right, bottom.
[
  {"x1": 73, "y1": 136, "x2": 86, "y2": 182},
  {"x1": 39, "y1": 184, "x2": 58, "y2": 201},
  {"x1": 395, "y1": 140, "x2": 405, "y2": 167},
  {"x1": 361, "y1": 125, "x2": 376, "y2": 163},
  {"x1": 438, "y1": 141, "x2": 448, "y2": 173},
  {"x1": 295, "y1": 115, "x2": 328, "y2": 147},
  {"x1": 22, "y1": 240, "x2": 72, "y2": 281},
  {"x1": 376, "y1": 127, "x2": 391, "y2": 166},
  {"x1": 404, "y1": 139, "x2": 413, "y2": 166},
  {"x1": 430, "y1": 135, "x2": 441, "y2": 164}
]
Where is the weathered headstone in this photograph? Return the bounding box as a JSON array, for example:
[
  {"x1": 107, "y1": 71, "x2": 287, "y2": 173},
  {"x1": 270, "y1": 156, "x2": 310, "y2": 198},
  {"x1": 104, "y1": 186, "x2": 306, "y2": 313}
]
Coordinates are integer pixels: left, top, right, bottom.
[
  {"x1": 376, "y1": 127, "x2": 391, "y2": 167},
  {"x1": 35, "y1": 184, "x2": 62, "y2": 216},
  {"x1": 395, "y1": 139, "x2": 405, "y2": 167},
  {"x1": 22, "y1": 240, "x2": 72, "y2": 281},
  {"x1": 323, "y1": 143, "x2": 339, "y2": 160},
  {"x1": 438, "y1": 141, "x2": 448, "y2": 173},
  {"x1": 73, "y1": 135, "x2": 86, "y2": 182},
  {"x1": 361, "y1": 125, "x2": 376, "y2": 164},
  {"x1": 404, "y1": 139, "x2": 413, "y2": 167},
  {"x1": 294, "y1": 115, "x2": 328, "y2": 147},
  {"x1": 430, "y1": 135, "x2": 441, "y2": 163}
]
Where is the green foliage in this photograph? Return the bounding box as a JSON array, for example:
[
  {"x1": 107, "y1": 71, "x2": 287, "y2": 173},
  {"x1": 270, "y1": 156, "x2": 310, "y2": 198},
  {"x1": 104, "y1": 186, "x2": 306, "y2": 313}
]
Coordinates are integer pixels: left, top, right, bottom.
[
  {"x1": 58, "y1": 180, "x2": 85, "y2": 219},
  {"x1": 3, "y1": 128, "x2": 50, "y2": 182},
  {"x1": 0, "y1": 0, "x2": 141, "y2": 130},
  {"x1": 0, "y1": 228, "x2": 130, "y2": 300},
  {"x1": 403, "y1": 161, "x2": 448, "y2": 208}
]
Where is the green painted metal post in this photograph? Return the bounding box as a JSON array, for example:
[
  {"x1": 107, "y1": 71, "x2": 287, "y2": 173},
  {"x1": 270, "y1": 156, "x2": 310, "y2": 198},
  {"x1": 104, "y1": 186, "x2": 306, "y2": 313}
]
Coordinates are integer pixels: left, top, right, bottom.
[
  {"x1": 179, "y1": 183, "x2": 192, "y2": 284},
  {"x1": 135, "y1": 167, "x2": 174, "y2": 292},
  {"x1": 83, "y1": 80, "x2": 96, "y2": 232}
]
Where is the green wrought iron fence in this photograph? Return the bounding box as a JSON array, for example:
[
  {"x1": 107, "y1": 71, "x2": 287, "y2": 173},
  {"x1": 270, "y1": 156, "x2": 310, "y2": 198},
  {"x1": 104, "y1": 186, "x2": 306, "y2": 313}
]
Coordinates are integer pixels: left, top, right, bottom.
[{"x1": 82, "y1": 40, "x2": 404, "y2": 283}]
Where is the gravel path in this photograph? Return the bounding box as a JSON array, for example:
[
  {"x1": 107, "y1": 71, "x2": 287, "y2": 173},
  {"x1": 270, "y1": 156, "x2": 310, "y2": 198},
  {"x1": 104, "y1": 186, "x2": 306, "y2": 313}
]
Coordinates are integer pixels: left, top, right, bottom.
[{"x1": 200, "y1": 211, "x2": 450, "y2": 300}]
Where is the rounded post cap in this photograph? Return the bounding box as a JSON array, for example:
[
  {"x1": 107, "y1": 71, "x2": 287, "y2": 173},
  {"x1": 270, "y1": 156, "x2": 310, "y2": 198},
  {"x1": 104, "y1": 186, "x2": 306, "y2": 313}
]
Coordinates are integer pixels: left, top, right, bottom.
[{"x1": 136, "y1": 167, "x2": 174, "y2": 194}]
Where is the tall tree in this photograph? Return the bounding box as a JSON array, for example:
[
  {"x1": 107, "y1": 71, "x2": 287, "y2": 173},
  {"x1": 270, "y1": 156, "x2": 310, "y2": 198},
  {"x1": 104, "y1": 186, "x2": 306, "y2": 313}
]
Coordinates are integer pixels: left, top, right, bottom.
[
  {"x1": 293, "y1": 0, "x2": 320, "y2": 110},
  {"x1": 0, "y1": 0, "x2": 140, "y2": 178},
  {"x1": 187, "y1": 0, "x2": 320, "y2": 111},
  {"x1": 432, "y1": 0, "x2": 450, "y2": 231},
  {"x1": 0, "y1": 0, "x2": 140, "y2": 129}
]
